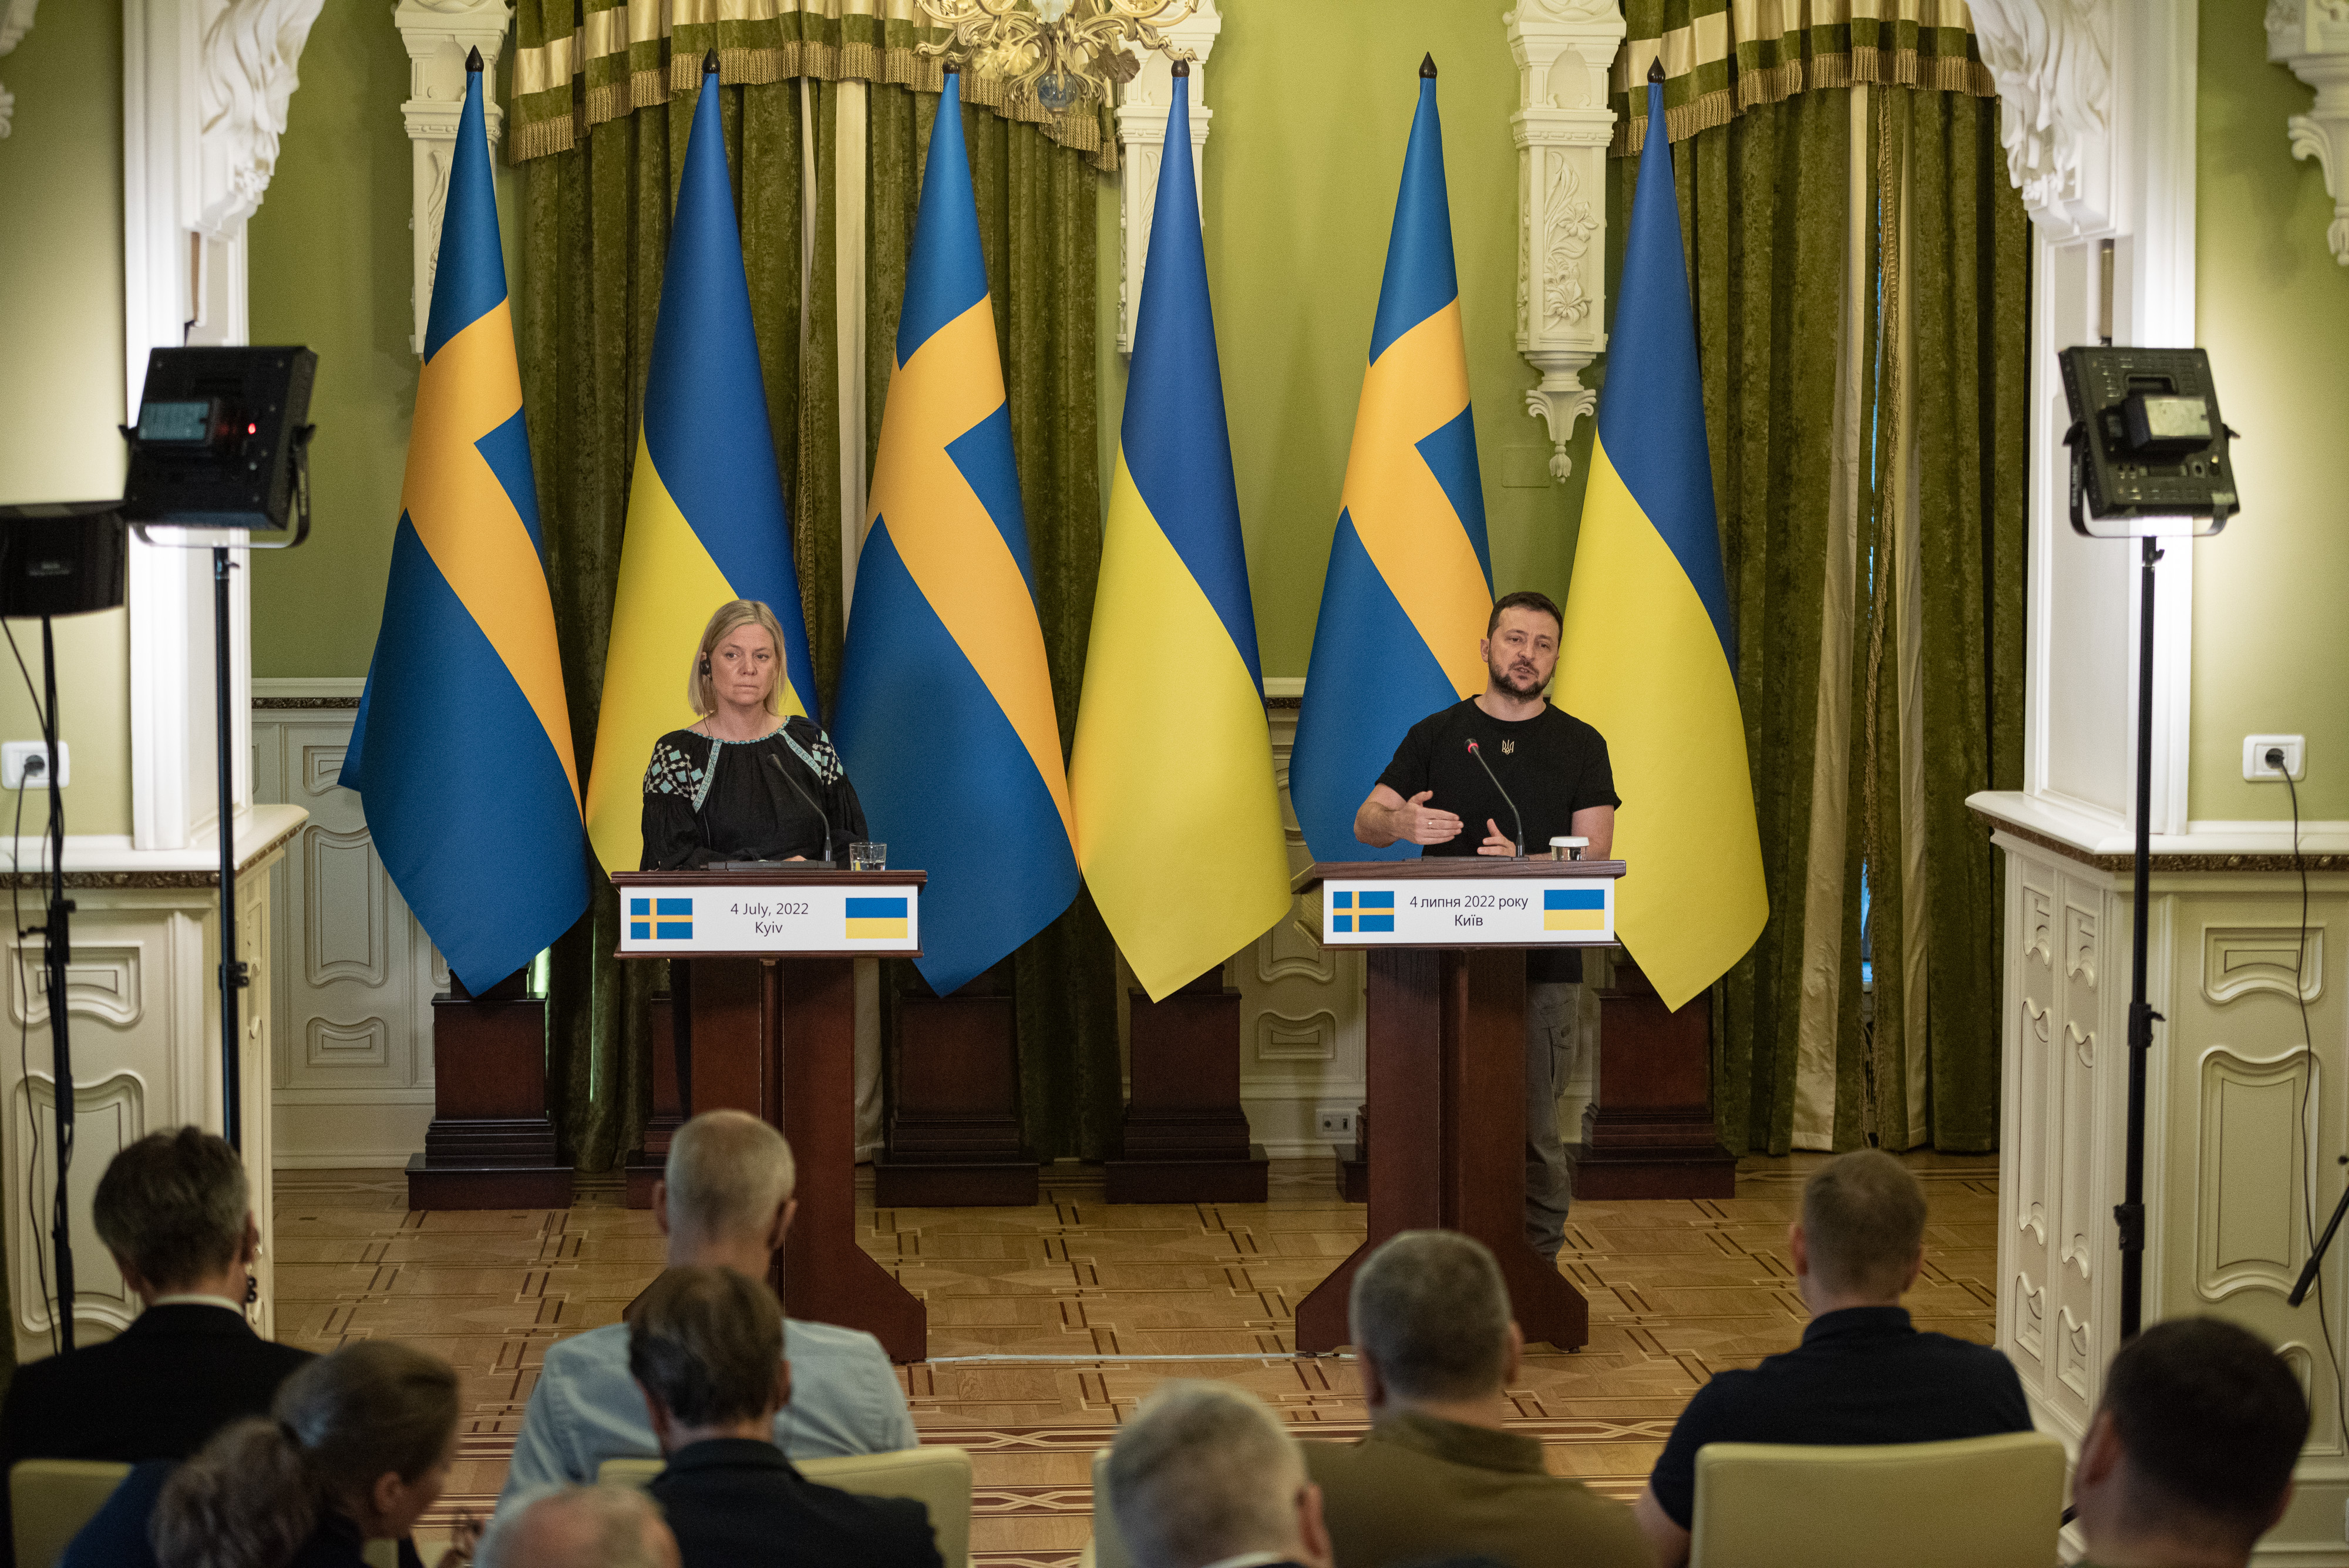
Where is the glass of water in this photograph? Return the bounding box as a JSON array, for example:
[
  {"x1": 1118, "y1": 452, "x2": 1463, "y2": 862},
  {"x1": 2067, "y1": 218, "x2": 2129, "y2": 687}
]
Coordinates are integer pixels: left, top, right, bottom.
[{"x1": 849, "y1": 841, "x2": 886, "y2": 872}]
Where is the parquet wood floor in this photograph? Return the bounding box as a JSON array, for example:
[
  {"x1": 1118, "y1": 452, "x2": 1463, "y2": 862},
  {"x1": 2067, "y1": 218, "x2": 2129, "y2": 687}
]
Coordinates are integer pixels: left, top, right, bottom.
[{"x1": 272, "y1": 1153, "x2": 1998, "y2": 1568}]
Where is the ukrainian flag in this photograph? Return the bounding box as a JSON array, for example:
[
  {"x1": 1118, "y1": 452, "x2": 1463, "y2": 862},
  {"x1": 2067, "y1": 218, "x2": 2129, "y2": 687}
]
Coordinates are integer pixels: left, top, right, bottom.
[
  {"x1": 1556, "y1": 74, "x2": 1766, "y2": 1011},
  {"x1": 341, "y1": 61, "x2": 587, "y2": 994},
  {"x1": 1543, "y1": 888, "x2": 1607, "y2": 933},
  {"x1": 832, "y1": 70, "x2": 1080, "y2": 996},
  {"x1": 1069, "y1": 70, "x2": 1288, "y2": 1001},
  {"x1": 1290, "y1": 61, "x2": 1493, "y2": 864},
  {"x1": 582, "y1": 56, "x2": 823, "y2": 875},
  {"x1": 846, "y1": 897, "x2": 909, "y2": 941}
]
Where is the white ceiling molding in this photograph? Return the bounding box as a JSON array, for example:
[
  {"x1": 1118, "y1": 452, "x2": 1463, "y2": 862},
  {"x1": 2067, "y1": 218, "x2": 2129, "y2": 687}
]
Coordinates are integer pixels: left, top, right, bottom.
[
  {"x1": 194, "y1": 0, "x2": 325, "y2": 236},
  {"x1": 1112, "y1": 0, "x2": 1220, "y2": 359},
  {"x1": 0, "y1": 0, "x2": 39, "y2": 140},
  {"x1": 1503, "y1": 0, "x2": 1622, "y2": 482},
  {"x1": 1971, "y1": 0, "x2": 2119, "y2": 238},
  {"x1": 395, "y1": 0, "x2": 513, "y2": 355},
  {"x1": 2267, "y1": 1, "x2": 2349, "y2": 265}
]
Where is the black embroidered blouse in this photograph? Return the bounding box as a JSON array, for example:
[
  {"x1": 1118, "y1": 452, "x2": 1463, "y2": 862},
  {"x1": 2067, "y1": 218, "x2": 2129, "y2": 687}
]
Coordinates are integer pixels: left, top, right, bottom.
[{"x1": 638, "y1": 718, "x2": 869, "y2": 870}]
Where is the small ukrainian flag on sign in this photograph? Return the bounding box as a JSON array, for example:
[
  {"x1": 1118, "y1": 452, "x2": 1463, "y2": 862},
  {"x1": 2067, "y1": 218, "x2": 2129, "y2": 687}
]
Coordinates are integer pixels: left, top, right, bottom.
[
  {"x1": 1331, "y1": 890, "x2": 1395, "y2": 935},
  {"x1": 1544, "y1": 887, "x2": 1607, "y2": 932},
  {"x1": 846, "y1": 897, "x2": 908, "y2": 941},
  {"x1": 630, "y1": 897, "x2": 694, "y2": 941}
]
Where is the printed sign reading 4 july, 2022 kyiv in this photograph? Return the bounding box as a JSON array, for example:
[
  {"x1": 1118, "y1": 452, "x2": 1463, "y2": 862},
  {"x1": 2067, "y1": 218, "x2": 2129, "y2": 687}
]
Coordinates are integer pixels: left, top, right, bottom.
[{"x1": 617, "y1": 885, "x2": 921, "y2": 955}]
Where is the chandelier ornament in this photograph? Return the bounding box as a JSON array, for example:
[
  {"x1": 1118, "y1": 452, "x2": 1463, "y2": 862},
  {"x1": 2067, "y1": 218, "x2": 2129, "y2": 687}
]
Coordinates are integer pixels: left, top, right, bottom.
[{"x1": 916, "y1": 0, "x2": 1200, "y2": 115}]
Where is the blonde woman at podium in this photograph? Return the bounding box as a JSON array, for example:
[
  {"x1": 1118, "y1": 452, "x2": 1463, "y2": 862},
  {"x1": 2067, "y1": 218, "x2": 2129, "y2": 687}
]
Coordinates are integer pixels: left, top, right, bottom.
[{"x1": 640, "y1": 599, "x2": 867, "y2": 870}]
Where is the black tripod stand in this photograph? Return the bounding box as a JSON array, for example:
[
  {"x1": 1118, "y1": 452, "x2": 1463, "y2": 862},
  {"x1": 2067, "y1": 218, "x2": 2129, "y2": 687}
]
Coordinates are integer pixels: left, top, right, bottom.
[{"x1": 29, "y1": 613, "x2": 78, "y2": 1350}]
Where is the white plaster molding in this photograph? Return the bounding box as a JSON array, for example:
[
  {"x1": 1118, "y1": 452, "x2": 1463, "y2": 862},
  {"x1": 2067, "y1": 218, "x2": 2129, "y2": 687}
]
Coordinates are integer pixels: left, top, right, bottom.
[
  {"x1": 1112, "y1": 1, "x2": 1219, "y2": 358},
  {"x1": 194, "y1": 0, "x2": 325, "y2": 237},
  {"x1": 0, "y1": 0, "x2": 38, "y2": 139},
  {"x1": 395, "y1": 0, "x2": 513, "y2": 355},
  {"x1": 1503, "y1": 0, "x2": 1622, "y2": 481},
  {"x1": 1971, "y1": 0, "x2": 2119, "y2": 238},
  {"x1": 2268, "y1": 1, "x2": 2349, "y2": 264}
]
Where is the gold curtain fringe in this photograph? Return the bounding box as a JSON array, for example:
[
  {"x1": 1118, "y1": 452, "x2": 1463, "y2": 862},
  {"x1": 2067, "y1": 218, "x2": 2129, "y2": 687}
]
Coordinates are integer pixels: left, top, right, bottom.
[
  {"x1": 1614, "y1": 48, "x2": 1994, "y2": 157},
  {"x1": 514, "y1": 42, "x2": 1115, "y2": 171}
]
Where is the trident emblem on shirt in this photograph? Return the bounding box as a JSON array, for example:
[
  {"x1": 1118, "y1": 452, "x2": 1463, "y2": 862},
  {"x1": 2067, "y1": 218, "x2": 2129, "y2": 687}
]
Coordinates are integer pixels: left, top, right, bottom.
[{"x1": 1500, "y1": 740, "x2": 1516, "y2": 755}]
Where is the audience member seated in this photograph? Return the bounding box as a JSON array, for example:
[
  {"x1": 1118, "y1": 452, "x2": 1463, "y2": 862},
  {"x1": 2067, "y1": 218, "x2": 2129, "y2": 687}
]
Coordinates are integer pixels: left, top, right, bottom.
[
  {"x1": 1634, "y1": 1149, "x2": 2031, "y2": 1567},
  {"x1": 0, "y1": 1126, "x2": 314, "y2": 1567},
  {"x1": 491, "y1": 1110, "x2": 913, "y2": 1535},
  {"x1": 1105, "y1": 1380, "x2": 1334, "y2": 1568},
  {"x1": 1302, "y1": 1230, "x2": 1648, "y2": 1568},
  {"x1": 481, "y1": 1485, "x2": 680, "y2": 1568},
  {"x1": 60, "y1": 1339, "x2": 460, "y2": 1568},
  {"x1": 2071, "y1": 1317, "x2": 2308, "y2": 1568},
  {"x1": 629, "y1": 1266, "x2": 940, "y2": 1568}
]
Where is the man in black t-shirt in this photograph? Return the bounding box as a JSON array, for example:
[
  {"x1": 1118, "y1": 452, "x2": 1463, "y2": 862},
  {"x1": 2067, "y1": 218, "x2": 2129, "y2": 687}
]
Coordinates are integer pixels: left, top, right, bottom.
[{"x1": 1352, "y1": 590, "x2": 1619, "y2": 1264}]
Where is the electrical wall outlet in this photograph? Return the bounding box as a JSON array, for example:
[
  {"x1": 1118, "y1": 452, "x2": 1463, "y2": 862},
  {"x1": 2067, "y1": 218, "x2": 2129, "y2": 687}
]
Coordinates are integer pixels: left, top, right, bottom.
[
  {"x1": 1, "y1": 741, "x2": 68, "y2": 789},
  {"x1": 2243, "y1": 734, "x2": 2306, "y2": 782},
  {"x1": 1315, "y1": 1106, "x2": 1355, "y2": 1139}
]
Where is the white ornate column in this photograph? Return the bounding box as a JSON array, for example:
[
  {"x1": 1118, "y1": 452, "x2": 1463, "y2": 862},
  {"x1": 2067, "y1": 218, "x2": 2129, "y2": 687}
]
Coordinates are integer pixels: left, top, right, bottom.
[
  {"x1": 0, "y1": 0, "x2": 37, "y2": 139},
  {"x1": 1504, "y1": 0, "x2": 1621, "y2": 483},
  {"x1": 1112, "y1": 0, "x2": 1219, "y2": 358},
  {"x1": 2268, "y1": 1, "x2": 2349, "y2": 265},
  {"x1": 394, "y1": 0, "x2": 512, "y2": 356}
]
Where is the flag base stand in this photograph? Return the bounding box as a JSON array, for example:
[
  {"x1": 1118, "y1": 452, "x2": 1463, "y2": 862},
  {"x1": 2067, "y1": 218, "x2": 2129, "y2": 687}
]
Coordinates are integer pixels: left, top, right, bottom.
[
  {"x1": 1106, "y1": 972, "x2": 1267, "y2": 1204},
  {"x1": 1563, "y1": 957, "x2": 1736, "y2": 1200},
  {"x1": 874, "y1": 968, "x2": 1037, "y2": 1207},
  {"x1": 405, "y1": 967, "x2": 574, "y2": 1210}
]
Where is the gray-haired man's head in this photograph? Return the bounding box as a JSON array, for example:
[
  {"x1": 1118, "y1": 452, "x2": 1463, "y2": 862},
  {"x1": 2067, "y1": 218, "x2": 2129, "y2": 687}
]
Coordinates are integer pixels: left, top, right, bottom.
[
  {"x1": 482, "y1": 1484, "x2": 679, "y2": 1568},
  {"x1": 1348, "y1": 1230, "x2": 1517, "y2": 1405},
  {"x1": 657, "y1": 1110, "x2": 796, "y2": 1253},
  {"x1": 92, "y1": 1126, "x2": 254, "y2": 1298},
  {"x1": 1105, "y1": 1382, "x2": 1329, "y2": 1568}
]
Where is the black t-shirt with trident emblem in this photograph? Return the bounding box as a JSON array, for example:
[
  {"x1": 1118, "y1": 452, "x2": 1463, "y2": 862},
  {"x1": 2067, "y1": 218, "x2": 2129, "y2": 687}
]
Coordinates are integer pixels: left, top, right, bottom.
[{"x1": 1376, "y1": 697, "x2": 1619, "y2": 983}]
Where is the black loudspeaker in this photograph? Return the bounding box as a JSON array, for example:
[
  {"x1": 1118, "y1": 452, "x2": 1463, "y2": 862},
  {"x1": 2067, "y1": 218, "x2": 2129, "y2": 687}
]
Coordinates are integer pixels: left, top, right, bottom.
[
  {"x1": 123, "y1": 345, "x2": 317, "y2": 530},
  {"x1": 0, "y1": 503, "x2": 128, "y2": 618}
]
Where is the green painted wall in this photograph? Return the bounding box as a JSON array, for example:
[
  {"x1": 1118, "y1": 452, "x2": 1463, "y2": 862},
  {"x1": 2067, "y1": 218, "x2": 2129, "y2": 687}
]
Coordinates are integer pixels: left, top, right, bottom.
[
  {"x1": 2189, "y1": 7, "x2": 2349, "y2": 821},
  {"x1": 0, "y1": 0, "x2": 132, "y2": 839}
]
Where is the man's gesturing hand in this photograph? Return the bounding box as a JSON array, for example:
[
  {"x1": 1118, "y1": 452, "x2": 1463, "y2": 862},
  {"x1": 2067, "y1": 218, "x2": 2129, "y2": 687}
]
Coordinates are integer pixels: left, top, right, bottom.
[
  {"x1": 1399, "y1": 790, "x2": 1463, "y2": 845},
  {"x1": 1476, "y1": 817, "x2": 1517, "y2": 856}
]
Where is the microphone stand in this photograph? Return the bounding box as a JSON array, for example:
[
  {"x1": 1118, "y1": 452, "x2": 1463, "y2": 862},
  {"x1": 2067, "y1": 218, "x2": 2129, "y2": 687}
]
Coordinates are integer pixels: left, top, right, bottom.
[
  {"x1": 2291, "y1": 1179, "x2": 2349, "y2": 1308},
  {"x1": 769, "y1": 752, "x2": 834, "y2": 867},
  {"x1": 1466, "y1": 741, "x2": 1525, "y2": 857}
]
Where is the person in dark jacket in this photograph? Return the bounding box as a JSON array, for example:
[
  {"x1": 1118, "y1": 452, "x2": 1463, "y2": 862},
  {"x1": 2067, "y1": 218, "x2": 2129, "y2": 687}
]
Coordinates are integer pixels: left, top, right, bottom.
[
  {"x1": 0, "y1": 1126, "x2": 314, "y2": 1566},
  {"x1": 631, "y1": 1267, "x2": 940, "y2": 1568},
  {"x1": 61, "y1": 1338, "x2": 458, "y2": 1568}
]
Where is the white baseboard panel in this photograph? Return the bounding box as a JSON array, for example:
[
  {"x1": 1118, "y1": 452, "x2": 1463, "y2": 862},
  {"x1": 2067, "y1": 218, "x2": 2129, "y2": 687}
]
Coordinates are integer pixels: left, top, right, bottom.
[{"x1": 272, "y1": 1098, "x2": 434, "y2": 1171}]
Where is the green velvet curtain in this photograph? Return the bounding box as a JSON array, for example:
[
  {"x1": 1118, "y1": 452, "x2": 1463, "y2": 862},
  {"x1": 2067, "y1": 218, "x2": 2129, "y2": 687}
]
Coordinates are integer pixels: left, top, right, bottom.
[
  {"x1": 864, "y1": 86, "x2": 1122, "y2": 1161},
  {"x1": 1630, "y1": 80, "x2": 2027, "y2": 1156}
]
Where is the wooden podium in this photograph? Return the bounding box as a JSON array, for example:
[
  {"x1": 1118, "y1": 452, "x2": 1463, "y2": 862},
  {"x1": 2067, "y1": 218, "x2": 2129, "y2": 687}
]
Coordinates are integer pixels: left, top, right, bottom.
[
  {"x1": 1291, "y1": 858, "x2": 1624, "y2": 1355},
  {"x1": 613, "y1": 869, "x2": 928, "y2": 1363}
]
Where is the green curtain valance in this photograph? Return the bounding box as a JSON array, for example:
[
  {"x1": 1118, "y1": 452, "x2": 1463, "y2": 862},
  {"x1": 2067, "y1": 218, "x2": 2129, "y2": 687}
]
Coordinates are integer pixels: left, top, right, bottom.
[
  {"x1": 510, "y1": 0, "x2": 1116, "y2": 170},
  {"x1": 1611, "y1": 0, "x2": 1996, "y2": 156}
]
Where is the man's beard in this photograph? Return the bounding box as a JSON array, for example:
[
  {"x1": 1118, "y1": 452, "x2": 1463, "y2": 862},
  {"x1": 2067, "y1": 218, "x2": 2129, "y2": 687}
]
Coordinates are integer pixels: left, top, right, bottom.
[{"x1": 1490, "y1": 658, "x2": 1547, "y2": 699}]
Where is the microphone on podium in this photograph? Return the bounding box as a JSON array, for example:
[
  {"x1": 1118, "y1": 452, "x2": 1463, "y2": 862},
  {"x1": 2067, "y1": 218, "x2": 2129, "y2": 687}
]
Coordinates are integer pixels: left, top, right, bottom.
[{"x1": 1465, "y1": 740, "x2": 1525, "y2": 858}]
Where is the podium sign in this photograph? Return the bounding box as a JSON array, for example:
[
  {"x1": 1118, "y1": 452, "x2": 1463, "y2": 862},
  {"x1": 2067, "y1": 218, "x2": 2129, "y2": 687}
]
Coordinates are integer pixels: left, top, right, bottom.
[
  {"x1": 613, "y1": 877, "x2": 921, "y2": 957},
  {"x1": 1317, "y1": 874, "x2": 1613, "y2": 948}
]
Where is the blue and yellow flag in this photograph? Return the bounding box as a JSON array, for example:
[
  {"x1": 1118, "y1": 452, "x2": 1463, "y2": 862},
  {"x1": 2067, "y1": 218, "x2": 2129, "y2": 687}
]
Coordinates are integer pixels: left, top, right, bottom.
[
  {"x1": 583, "y1": 59, "x2": 823, "y2": 874},
  {"x1": 341, "y1": 63, "x2": 587, "y2": 992},
  {"x1": 1069, "y1": 72, "x2": 1288, "y2": 1001},
  {"x1": 1289, "y1": 65, "x2": 1493, "y2": 863},
  {"x1": 1557, "y1": 75, "x2": 1766, "y2": 1010},
  {"x1": 832, "y1": 70, "x2": 1080, "y2": 996}
]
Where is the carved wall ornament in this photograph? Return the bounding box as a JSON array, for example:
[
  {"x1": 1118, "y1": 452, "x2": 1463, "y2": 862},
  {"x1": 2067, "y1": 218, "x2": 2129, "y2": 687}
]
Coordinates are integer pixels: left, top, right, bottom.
[
  {"x1": 1111, "y1": 0, "x2": 1219, "y2": 357},
  {"x1": 2270, "y1": 0, "x2": 2349, "y2": 264},
  {"x1": 395, "y1": 0, "x2": 514, "y2": 354},
  {"x1": 193, "y1": 0, "x2": 327, "y2": 236},
  {"x1": 0, "y1": 0, "x2": 35, "y2": 139},
  {"x1": 1542, "y1": 153, "x2": 1598, "y2": 330},
  {"x1": 1970, "y1": 0, "x2": 2118, "y2": 237}
]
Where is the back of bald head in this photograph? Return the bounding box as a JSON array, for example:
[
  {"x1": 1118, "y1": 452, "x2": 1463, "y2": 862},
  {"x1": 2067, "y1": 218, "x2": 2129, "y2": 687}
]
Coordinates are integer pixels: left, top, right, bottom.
[
  {"x1": 483, "y1": 1485, "x2": 677, "y2": 1568},
  {"x1": 662, "y1": 1111, "x2": 795, "y2": 1243},
  {"x1": 1801, "y1": 1150, "x2": 1929, "y2": 1298}
]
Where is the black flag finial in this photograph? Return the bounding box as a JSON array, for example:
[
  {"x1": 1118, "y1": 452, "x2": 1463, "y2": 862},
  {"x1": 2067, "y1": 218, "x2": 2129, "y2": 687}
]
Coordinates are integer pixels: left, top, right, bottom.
[
  {"x1": 1170, "y1": 58, "x2": 1190, "y2": 78},
  {"x1": 466, "y1": 46, "x2": 483, "y2": 74},
  {"x1": 704, "y1": 48, "x2": 721, "y2": 76},
  {"x1": 943, "y1": 58, "x2": 960, "y2": 77},
  {"x1": 1647, "y1": 55, "x2": 1666, "y2": 83},
  {"x1": 1420, "y1": 53, "x2": 1437, "y2": 79}
]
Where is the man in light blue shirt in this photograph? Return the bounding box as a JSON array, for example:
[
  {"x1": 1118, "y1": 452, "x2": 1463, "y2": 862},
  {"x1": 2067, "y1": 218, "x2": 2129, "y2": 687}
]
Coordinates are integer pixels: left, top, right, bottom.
[{"x1": 487, "y1": 1110, "x2": 916, "y2": 1539}]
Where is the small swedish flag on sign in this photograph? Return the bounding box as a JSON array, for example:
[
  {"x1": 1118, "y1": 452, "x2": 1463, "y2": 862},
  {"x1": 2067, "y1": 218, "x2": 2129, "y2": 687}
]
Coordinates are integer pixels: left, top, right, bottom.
[
  {"x1": 1544, "y1": 887, "x2": 1606, "y2": 932},
  {"x1": 630, "y1": 896, "x2": 694, "y2": 941},
  {"x1": 1331, "y1": 890, "x2": 1395, "y2": 935},
  {"x1": 846, "y1": 897, "x2": 908, "y2": 940}
]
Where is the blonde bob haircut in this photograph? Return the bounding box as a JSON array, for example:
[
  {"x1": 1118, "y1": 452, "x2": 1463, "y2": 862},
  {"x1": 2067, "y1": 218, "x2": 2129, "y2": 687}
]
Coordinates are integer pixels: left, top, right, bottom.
[{"x1": 689, "y1": 599, "x2": 790, "y2": 718}]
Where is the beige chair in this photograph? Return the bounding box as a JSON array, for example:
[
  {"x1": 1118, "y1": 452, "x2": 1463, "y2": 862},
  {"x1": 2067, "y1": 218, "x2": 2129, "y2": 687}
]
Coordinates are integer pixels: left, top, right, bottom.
[
  {"x1": 599, "y1": 1446, "x2": 974, "y2": 1568},
  {"x1": 9, "y1": 1456, "x2": 400, "y2": 1568},
  {"x1": 1688, "y1": 1431, "x2": 2068, "y2": 1568}
]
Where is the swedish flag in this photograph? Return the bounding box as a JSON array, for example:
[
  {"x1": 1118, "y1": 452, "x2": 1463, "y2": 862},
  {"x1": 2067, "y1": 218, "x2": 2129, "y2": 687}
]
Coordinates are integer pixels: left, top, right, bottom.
[
  {"x1": 832, "y1": 70, "x2": 1081, "y2": 995},
  {"x1": 582, "y1": 56, "x2": 824, "y2": 875},
  {"x1": 341, "y1": 61, "x2": 587, "y2": 994},
  {"x1": 1069, "y1": 69, "x2": 1288, "y2": 1001},
  {"x1": 1290, "y1": 62, "x2": 1493, "y2": 863},
  {"x1": 1556, "y1": 75, "x2": 1766, "y2": 1009}
]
